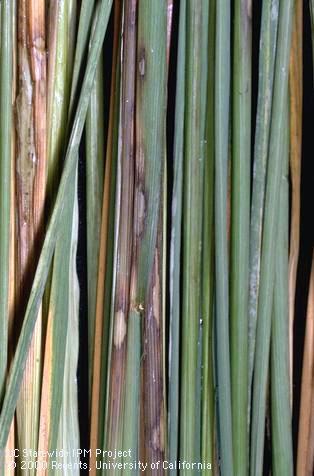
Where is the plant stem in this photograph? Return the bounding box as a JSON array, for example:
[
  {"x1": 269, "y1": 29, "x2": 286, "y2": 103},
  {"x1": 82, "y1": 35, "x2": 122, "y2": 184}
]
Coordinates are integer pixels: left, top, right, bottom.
[
  {"x1": 201, "y1": 0, "x2": 215, "y2": 470},
  {"x1": 69, "y1": 0, "x2": 96, "y2": 114},
  {"x1": 0, "y1": 1, "x2": 13, "y2": 473},
  {"x1": 15, "y1": 1, "x2": 47, "y2": 468},
  {"x1": 271, "y1": 97, "x2": 293, "y2": 476},
  {"x1": 105, "y1": 1, "x2": 137, "y2": 466},
  {"x1": 128, "y1": 0, "x2": 167, "y2": 469},
  {"x1": 122, "y1": 310, "x2": 141, "y2": 476},
  {"x1": 0, "y1": 0, "x2": 13, "y2": 403},
  {"x1": 181, "y1": 1, "x2": 209, "y2": 471},
  {"x1": 215, "y1": 0, "x2": 233, "y2": 472},
  {"x1": 142, "y1": 244, "x2": 166, "y2": 474},
  {"x1": 86, "y1": 41, "x2": 105, "y2": 401},
  {"x1": 231, "y1": 1, "x2": 252, "y2": 473}
]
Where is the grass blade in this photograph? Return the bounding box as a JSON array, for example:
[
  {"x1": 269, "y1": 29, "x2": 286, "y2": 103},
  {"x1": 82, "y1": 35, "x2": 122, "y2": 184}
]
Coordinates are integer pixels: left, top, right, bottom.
[
  {"x1": 105, "y1": 0, "x2": 137, "y2": 463},
  {"x1": 271, "y1": 97, "x2": 293, "y2": 476},
  {"x1": 69, "y1": 0, "x2": 96, "y2": 112},
  {"x1": 231, "y1": 1, "x2": 252, "y2": 473},
  {"x1": 5, "y1": 2, "x2": 17, "y2": 470},
  {"x1": 201, "y1": 0, "x2": 215, "y2": 470},
  {"x1": 129, "y1": 1, "x2": 167, "y2": 306},
  {"x1": 180, "y1": 0, "x2": 208, "y2": 469},
  {"x1": 250, "y1": 1, "x2": 294, "y2": 473},
  {"x1": 15, "y1": 1, "x2": 47, "y2": 466},
  {"x1": 142, "y1": 243, "x2": 167, "y2": 471},
  {"x1": 129, "y1": 0, "x2": 167, "y2": 469},
  {"x1": 86, "y1": 39, "x2": 105, "y2": 399},
  {"x1": 56, "y1": 172, "x2": 81, "y2": 474},
  {"x1": 0, "y1": 0, "x2": 13, "y2": 401},
  {"x1": 45, "y1": 0, "x2": 74, "y2": 211},
  {"x1": 121, "y1": 311, "x2": 141, "y2": 476},
  {"x1": 0, "y1": 1, "x2": 13, "y2": 472},
  {"x1": 215, "y1": 0, "x2": 233, "y2": 472}
]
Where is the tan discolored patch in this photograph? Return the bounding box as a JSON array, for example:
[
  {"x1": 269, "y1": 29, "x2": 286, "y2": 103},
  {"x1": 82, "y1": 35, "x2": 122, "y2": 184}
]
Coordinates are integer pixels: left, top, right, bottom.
[
  {"x1": 33, "y1": 36, "x2": 45, "y2": 50},
  {"x1": 31, "y1": 36, "x2": 46, "y2": 79},
  {"x1": 152, "y1": 404, "x2": 165, "y2": 452},
  {"x1": 114, "y1": 310, "x2": 127, "y2": 348}
]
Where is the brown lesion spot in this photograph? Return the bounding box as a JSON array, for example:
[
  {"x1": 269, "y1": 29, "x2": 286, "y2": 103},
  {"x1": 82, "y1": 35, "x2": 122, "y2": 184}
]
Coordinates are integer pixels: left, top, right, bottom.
[{"x1": 152, "y1": 403, "x2": 165, "y2": 453}]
